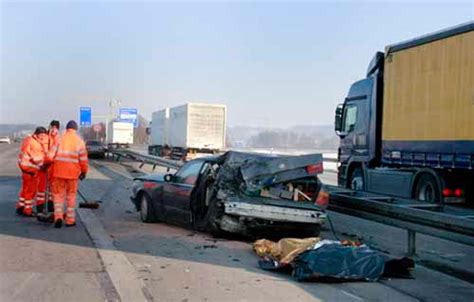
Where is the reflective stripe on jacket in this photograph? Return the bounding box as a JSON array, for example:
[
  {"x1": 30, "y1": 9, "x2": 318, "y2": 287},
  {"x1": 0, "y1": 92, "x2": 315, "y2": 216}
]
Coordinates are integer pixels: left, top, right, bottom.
[{"x1": 52, "y1": 129, "x2": 88, "y2": 179}]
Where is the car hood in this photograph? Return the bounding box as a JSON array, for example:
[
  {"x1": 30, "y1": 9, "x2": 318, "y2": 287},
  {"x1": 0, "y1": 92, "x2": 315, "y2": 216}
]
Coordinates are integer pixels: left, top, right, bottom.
[{"x1": 134, "y1": 173, "x2": 165, "y2": 182}]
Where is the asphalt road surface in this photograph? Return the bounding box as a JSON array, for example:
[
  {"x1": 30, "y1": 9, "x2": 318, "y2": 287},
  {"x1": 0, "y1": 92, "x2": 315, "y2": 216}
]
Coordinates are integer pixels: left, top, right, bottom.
[{"x1": 1, "y1": 143, "x2": 473, "y2": 302}]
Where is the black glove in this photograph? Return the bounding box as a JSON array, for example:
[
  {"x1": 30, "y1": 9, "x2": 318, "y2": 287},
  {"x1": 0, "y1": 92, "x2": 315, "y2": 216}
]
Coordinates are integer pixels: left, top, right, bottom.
[{"x1": 79, "y1": 173, "x2": 86, "y2": 181}]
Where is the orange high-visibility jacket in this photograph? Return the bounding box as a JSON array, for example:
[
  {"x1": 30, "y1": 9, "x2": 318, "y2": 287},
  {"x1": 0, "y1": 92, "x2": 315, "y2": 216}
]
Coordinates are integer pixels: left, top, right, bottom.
[
  {"x1": 43, "y1": 132, "x2": 60, "y2": 165},
  {"x1": 51, "y1": 129, "x2": 88, "y2": 179},
  {"x1": 18, "y1": 135, "x2": 45, "y2": 174}
]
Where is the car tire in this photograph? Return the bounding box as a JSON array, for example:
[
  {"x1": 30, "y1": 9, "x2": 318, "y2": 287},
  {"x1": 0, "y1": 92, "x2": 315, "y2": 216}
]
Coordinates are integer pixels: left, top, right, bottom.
[
  {"x1": 414, "y1": 174, "x2": 442, "y2": 204},
  {"x1": 349, "y1": 167, "x2": 364, "y2": 191},
  {"x1": 140, "y1": 193, "x2": 157, "y2": 223},
  {"x1": 193, "y1": 186, "x2": 224, "y2": 236}
]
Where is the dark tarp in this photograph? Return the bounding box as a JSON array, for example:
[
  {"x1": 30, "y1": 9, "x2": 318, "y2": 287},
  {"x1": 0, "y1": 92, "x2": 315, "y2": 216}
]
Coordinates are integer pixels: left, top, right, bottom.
[{"x1": 291, "y1": 243, "x2": 387, "y2": 282}]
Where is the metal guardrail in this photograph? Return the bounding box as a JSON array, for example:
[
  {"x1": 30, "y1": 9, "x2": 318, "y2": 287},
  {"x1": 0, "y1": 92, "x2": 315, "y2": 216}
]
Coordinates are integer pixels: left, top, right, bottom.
[
  {"x1": 108, "y1": 149, "x2": 182, "y2": 170},
  {"x1": 326, "y1": 185, "x2": 474, "y2": 255},
  {"x1": 110, "y1": 149, "x2": 337, "y2": 170}
]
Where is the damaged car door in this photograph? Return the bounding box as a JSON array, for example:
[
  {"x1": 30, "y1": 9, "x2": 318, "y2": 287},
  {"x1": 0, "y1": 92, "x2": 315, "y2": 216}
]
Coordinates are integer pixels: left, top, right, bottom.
[{"x1": 162, "y1": 160, "x2": 205, "y2": 224}]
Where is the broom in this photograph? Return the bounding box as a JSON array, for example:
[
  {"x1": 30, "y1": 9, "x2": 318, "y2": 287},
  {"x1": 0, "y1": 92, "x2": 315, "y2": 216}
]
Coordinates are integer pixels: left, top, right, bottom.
[
  {"x1": 37, "y1": 185, "x2": 100, "y2": 223},
  {"x1": 77, "y1": 188, "x2": 101, "y2": 209}
]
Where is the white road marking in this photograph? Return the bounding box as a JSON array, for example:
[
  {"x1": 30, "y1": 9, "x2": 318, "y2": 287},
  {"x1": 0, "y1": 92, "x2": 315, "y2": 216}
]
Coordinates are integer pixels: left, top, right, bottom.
[
  {"x1": 341, "y1": 290, "x2": 364, "y2": 301},
  {"x1": 78, "y1": 209, "x2": 148, "y2": 302},
  {"x1": 11, "y1": 272, "x2": 38, "y2": 299}
]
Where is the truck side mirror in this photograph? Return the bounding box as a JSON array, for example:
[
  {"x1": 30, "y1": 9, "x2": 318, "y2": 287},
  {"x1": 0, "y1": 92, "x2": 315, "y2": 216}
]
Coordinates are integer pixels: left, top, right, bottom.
[{"x1": 335, "y1": 104, "x2": 344, "y2": 134}]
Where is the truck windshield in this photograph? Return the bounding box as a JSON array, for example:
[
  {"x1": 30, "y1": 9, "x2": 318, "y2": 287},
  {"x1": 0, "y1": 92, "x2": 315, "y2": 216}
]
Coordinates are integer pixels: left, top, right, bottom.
[{"x1": 343, "y1": 104, "x2": 358, "y2": 132}]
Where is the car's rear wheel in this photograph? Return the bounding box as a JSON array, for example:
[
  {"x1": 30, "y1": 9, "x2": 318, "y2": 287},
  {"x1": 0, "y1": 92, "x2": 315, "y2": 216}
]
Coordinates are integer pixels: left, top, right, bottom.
[
  {"x1": 140, "y1": 193, "x2": 157, "y2": 223},
  {"x1": 193, "y1": 186, "x2": 223, "y2": 236}
]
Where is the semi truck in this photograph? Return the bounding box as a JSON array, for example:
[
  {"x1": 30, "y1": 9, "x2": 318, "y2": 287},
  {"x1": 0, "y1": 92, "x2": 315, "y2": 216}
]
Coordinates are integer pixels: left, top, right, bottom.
[
  {"x1": 334, "y1": 22, "x2": 474, "y2": 204},
  {"x1": 149, "y1": 103, "x2": 227, "y2": 160}
]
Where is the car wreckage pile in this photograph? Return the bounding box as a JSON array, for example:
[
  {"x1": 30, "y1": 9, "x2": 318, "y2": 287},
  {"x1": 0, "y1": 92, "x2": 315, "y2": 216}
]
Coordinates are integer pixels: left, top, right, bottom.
[
  {"x1": 253, "y1": 237, "x2": 415, "y2": 282},
  {"x1": 192, "y1": 151, "x2": 329, "y2": 236}
]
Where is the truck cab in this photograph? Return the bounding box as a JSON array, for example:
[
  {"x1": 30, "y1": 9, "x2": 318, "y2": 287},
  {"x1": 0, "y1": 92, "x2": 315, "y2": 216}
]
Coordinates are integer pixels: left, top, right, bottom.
[{"x1": 335, "y1": 52, "x2": 384, "y2": 190}]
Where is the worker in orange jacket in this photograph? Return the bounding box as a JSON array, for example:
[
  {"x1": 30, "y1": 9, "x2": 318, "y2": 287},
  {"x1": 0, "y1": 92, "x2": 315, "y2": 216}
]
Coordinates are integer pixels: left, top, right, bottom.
[
  {"x1": 36, "y1": 120, "x2": 61, "y2": 213},
  {"x1": 16, "y1": 127, "x2": 48, "y2": 216},
  {"x1": 50, "y1": 120, "x2": 88, "y2": 228}
]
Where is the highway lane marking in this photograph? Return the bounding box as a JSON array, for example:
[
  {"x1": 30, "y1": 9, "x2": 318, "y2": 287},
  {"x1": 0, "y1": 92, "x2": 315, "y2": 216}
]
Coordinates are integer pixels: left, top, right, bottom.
[
  {"x1": 341, "y1": 290, "x2": 364, "y2": 301},
  {"x1": 78, "y1": 209, "x2": 148, "y2": 302},
  {"x1": 10, "y1": 272, "x2": 38, "y2": 299}
]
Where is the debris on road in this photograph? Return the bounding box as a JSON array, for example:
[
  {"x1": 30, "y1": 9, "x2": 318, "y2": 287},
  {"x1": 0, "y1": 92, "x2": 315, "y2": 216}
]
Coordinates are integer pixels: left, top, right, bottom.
[
  {"x1": 192, "y1": 151, "x2": 329, "y2": 235},
  {"x1": 253, "y1": 237, "x2": 414, "y2": 282}
]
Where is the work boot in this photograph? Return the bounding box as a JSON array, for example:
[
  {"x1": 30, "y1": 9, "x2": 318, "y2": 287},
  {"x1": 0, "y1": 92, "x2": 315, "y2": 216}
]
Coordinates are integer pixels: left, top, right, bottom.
[
  {"x1": 65, "y1": 223, "x2": 76, "y2": 227},
  {"x1": 15, "y1": 207, "x2": 24, "y2": 216},
  {"x1": 54, "y1": 218, "x2": 63, "y2": 229}
]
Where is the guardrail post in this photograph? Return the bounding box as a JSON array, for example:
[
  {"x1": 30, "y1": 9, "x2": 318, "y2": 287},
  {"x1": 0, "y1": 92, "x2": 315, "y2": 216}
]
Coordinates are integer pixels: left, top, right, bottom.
[{"x1": 407, "y1": 230, "x2": 416, "y2": 256}]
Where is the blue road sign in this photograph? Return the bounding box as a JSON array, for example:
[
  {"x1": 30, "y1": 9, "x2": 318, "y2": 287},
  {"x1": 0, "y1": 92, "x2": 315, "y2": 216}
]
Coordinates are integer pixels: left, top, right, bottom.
[
  {"x1": 79, "y1": 107, "x2": 92, "y2": 126},
  {"x1": 119, "y1": 108, "x2": 138, "y2": 128}
]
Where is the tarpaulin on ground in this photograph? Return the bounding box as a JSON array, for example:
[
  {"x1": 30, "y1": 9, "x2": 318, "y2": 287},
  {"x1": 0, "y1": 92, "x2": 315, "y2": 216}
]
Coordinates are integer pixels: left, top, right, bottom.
[
  {"x1": 292, "y1": 242, "x2": 387, "y2": 282},
  {"x1": 253, "y1": 238, "x2": 413, "y2": 282}
]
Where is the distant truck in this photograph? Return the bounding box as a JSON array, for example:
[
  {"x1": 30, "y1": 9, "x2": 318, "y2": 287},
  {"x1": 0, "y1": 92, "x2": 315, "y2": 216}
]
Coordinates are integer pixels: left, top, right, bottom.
[
  {"x1": 107, "y1": 121, "x2": 134, "y2": 148},
  {"x1": 149, "y1": 103, "x2": 227, "y2": 160},
  {"x1": 334, "y1": 22, "x2": 474, "y2": 204}
]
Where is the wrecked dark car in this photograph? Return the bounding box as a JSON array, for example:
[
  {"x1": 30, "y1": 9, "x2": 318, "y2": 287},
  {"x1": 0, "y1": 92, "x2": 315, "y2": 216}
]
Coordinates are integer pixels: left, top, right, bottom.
[{"x1": 130, "y1": 151, "x2": 328, "y2": 236}]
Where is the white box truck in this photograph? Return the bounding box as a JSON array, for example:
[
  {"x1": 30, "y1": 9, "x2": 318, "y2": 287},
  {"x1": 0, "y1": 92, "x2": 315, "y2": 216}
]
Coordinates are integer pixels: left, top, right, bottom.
[
  {"x1": 149, "y1": 103, "x2": 227, "y2": 160},
  {"x1": 107, "y1": 121, "x2": 134, "y2": 148}
]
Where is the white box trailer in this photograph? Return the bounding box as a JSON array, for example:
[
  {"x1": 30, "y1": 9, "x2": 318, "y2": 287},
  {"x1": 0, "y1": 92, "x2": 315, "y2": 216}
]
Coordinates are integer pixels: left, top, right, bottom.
[
  {"x1": 107, "y1": 121, "x2": 134, "y2": 146},
  {"x1": 151, "y1": 108, "x2": 170, "y2": 146},
  {"x1": 149, "y1": 103, "x2": 227, "y2": 159}
]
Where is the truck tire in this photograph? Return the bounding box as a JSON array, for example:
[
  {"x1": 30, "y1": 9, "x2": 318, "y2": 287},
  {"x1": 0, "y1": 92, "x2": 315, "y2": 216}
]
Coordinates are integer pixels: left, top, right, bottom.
[
  {"x1": 414, "y1": 174, "x2": 441, "y2": 204},
  {"x1": 349, "y1": 167, "x2": 364, "y2": 191},
  {"x1": 139, "y1": 193, "x2": 158, "y2": 223}
]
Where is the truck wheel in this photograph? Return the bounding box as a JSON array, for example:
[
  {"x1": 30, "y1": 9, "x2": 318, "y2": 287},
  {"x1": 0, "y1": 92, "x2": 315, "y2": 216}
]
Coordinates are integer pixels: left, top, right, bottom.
[
  {"x1": 414, "y1": 174, "x2": 441, "y2": 204},
  {"x1": 140, "y1": 193, "x2": 157, "y2": 223},
  {"x1": 349, "y1": 167, "x2": 364, "y2": 191}
]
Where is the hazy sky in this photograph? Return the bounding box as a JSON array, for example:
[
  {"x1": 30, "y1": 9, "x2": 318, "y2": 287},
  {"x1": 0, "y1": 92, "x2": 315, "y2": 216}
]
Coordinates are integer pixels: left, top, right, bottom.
[{"x1": 1, "y1": 1, "x2": 472, "y2": 128}]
